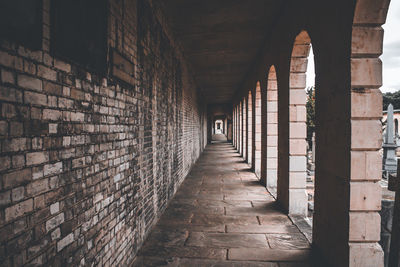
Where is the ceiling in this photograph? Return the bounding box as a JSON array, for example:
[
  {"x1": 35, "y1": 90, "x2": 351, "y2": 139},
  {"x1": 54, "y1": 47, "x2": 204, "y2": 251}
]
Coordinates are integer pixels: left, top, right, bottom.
[{"x1": 157, "y1": 0, "x2": 282, "y2": 104}]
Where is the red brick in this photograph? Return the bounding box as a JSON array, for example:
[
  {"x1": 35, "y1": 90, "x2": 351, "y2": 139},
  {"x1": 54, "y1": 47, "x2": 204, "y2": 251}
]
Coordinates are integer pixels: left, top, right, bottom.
[
  {"x1": 24, "y1": 91, "x2": 47, "y2": 106},
  {"x1": 43, "y1": 109, "x2": 62, "y2": 121},
  {"x1": 37, "y1": 65, "x2": 57, "y2": 81},
  {"x1": 3, "y1": 168, "x2": 32, "y2": 188},
  {"x1": 5, "y1": 198, "x2": 33, "y2": 222},
  {"x1": 3, "y1": 138, "x2": 28, "y2": 152},
  {"x1": 26, "y1": 152, "x2": 49, "y2": 166},
  {"x1": 2, "y1": 103, "x2": 16, "y2": 118},
  {"x1": 10, "y1": 122, "x2": 23, "y2": 136},
  {"x1": 1, "y1": 69, "x2": 15, "y2": 84},
  {"x1": 17, "y1": 74, "x2": 42, "y2": 91},
  {"x1": 43, "y1": 81, "x2": 62, "y2": 96},
  {"x1": 0, "y1": 156, "x2": 11, "y2": 171},
  {"x1": 0, "y1": 121, "x2": 8, "y2": 136}
]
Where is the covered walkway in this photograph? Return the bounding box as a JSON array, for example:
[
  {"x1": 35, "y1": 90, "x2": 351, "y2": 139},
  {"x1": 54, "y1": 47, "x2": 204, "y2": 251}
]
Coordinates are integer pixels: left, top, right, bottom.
[
  {"x1": 0, "y1": 0, "x2": 390, "y2": 265},
  {"x1": 134, "y1": 142, "x2": 311, "y2": 266}
]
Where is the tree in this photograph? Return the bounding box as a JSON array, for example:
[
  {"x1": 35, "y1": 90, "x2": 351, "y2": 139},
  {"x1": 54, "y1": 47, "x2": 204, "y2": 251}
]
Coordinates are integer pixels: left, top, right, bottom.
[
  {"x1": 383, "y1": 90, "x2": 400, "y2": 110},
  {"x1": 306, "y1": 86, "x2": 315, "y2": 147}
]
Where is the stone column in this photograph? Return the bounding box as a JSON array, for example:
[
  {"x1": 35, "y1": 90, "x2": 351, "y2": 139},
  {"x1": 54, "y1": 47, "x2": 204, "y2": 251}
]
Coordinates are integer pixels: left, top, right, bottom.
[
  {"x1": 237, "y1": 105, "x2": 240, "y2": 152},
  {"x1": 225, "y1": 117, "x2": 228, "y2": 136},
  {"x1": 243, "y1": 98, "x2": 248, "y2": 161},
  {"x1": 233, "y1": 107, "x2": 236, "y2": 147},
  {"x1": 389, "y1": 160, "x2": 400, "y2": 267},
  {"x1": 208, "y1": 114, "x2": 212, "y2": 144},
  {"x1": 248, "y1": 92, "x2": 253, "y2": 166},
  {"x1": 254, "y1": 82, "x2": 262, "y2": 177},
  {"x1": 346, "y1": 2, "x2": 386, "y2": 265},
  {"x1": 239, "y1": 101, "x2": 243, "y2": 155},
  {"x1": 212, "y1": 117, "x2": 215, "y2": 135},
  {"x1": 312, "y1": 2, "x2": 387, "y2": 265},
  {"x1": 265, "y1": 67, "x2": 278, "y2": 195},
  {"x1": 312, "y1": 132, "x2": 316, "y2": 165},
  {"x1": 236, "y1": 106, "x2": 239, "y2": 149},
  {"x1": 288, "y1": 78, "x2": 307, "y2": 215},
  {"x1": 235, "y1": 106, "x2": 238, "y2": 149},
  {"x1": 287, "y1": 32, "x2": 309, "y2": 216}
]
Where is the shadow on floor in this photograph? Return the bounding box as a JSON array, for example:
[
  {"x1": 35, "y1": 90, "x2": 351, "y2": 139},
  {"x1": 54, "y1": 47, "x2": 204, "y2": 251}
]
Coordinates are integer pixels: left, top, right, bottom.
[
  {"x1": 212, "y1": 134, "x2": 228, "y2": 143},
  {"x1": 133, "y1": 142, "x2": 314, "y2": 267}
]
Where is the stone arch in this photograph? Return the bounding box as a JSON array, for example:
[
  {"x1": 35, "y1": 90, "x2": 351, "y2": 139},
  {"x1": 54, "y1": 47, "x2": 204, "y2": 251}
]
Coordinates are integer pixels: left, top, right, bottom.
[
  {"x1": 345, "y1": 0, "x2": 390, "y2": 265},
  {"x1": 275, "y1": 31, "x2": 310, "y2": 216},
  {"x1": 308, "y1": 0, "x2": 390, "y2": 265},
  {"x1": 287, "y1": 30, "x2": 310, "y2": 215},
  {"x1": 254, "y1": 81, "x2": 262, "y2": 177},
  {"x1": 248, "y1": 90, "x2": 253, "y2": 166}
]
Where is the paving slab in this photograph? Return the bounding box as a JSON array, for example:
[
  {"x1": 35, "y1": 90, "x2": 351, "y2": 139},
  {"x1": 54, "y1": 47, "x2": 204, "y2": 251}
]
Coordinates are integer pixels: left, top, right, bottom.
[
  {"x1": 225, "y1": 205, "x2": 282, "y2": 216},
  {"x1": 157, "y1": 212, "x2": 193, "y2": 225},
  {"x1": 258, "y1": 214, "x2": 295, "y2": 225},
  {"x1": 226, "y1": 224, "x2": 300, "y2": 234},
  {"x1": 154, "y1": 223, "x2": 226, "y2": 233},
  {"x1": 197, "y1": 199, "x2": 252, "y2": 208},
  {"x1": 224, "y1": 193, "x2": 272, "y2": 201},
  {"x1": 142, "y1": 229, "x2": 188, "y2": 247},
  {"x1": 139, "y1": 245, "x2": 227, "y2": 260},
  {"x1": 186, "y1": 232, "x2": 269, "y2": 248},
  {"x1": 266, "y1": 233, "x2": 310, "y2": 249},
  {"x1": 228, "y1": 248, "x2": 311, "y2": 261},
  {"x1": 191, "y1": 214, "x2": 259, "y2": 225}
]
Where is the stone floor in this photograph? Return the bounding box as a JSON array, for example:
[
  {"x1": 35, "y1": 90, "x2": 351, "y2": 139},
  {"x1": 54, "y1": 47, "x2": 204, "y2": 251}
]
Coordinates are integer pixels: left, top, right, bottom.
[{"x1": 133, "y1": 142, "x2": 312, "y2": 266}]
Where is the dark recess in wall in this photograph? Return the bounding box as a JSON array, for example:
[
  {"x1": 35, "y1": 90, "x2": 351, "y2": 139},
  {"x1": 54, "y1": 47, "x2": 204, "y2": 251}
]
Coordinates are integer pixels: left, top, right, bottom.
[
  {"x1": 51, "y1": 0, "x2": 108, "y2": 74},
  {"x1": 0, "y1": 0, "x2": 43, "y2": 50}
]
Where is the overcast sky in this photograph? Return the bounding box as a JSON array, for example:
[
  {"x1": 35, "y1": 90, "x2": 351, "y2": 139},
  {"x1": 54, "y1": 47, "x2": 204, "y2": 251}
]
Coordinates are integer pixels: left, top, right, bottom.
[{"x1": 306, "y1": 1, "x2": 400, "y2": 92}]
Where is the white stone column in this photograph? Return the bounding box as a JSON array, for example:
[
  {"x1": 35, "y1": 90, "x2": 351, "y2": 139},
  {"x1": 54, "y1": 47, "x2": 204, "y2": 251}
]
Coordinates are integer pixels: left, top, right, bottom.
[{"x1": 266, "y1": 67, "x2": 278, "y2": 195}]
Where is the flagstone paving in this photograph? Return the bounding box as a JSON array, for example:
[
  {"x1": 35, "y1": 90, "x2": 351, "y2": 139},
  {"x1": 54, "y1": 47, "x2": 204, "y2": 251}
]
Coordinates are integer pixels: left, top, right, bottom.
[{"x1": 133, "y1": 142, "x2": 312, "y2": 266}]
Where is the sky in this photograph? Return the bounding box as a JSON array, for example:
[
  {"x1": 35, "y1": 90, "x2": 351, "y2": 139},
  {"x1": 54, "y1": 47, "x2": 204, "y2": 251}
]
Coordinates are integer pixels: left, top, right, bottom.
[{"x1": 306, "y1": 0, "x2": 400, "y2": 92}]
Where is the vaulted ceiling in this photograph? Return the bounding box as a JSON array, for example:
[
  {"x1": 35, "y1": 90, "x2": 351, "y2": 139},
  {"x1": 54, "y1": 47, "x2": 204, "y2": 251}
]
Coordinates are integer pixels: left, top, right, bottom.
[{"x1": 157, "y1": 0, "x2": 283, "y2": 104}]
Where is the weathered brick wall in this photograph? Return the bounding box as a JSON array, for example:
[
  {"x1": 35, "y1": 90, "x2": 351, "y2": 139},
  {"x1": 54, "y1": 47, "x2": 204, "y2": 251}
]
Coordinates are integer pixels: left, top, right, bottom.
[{"x1": 0, "y1": 0, "x2": 205, "y2": 265}]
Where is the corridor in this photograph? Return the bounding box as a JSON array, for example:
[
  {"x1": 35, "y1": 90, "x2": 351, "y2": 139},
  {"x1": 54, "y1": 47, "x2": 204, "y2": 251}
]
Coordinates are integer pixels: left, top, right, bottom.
[
  {"x1": 0, "y1": 0, "x2": 389, "y2": 265},
  {"x1": 133, "y1": 142, "x2": 311, "y2": 266}
]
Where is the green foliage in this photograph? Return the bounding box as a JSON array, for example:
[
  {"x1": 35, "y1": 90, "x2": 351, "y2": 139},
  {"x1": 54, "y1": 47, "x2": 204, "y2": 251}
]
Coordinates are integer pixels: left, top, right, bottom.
[
  {"x1": 383, "y1": 90, "x2": 400, "y2": 110},
  {"x1": 306, "y1": 86, "x2": 315, "y2": 146},
  {"x1": 305, "y1": 89, "x2": 400, "y2": 147}
]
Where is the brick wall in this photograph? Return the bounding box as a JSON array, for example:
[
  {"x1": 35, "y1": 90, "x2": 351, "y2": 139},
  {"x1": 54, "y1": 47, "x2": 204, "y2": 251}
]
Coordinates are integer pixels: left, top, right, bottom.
[{"x1": 0, "y1": 0, "x2": 206, "y2": 265}]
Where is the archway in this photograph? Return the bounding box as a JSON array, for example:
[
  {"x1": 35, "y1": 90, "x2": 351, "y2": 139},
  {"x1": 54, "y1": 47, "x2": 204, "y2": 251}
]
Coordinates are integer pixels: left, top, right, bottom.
[
  {"x1": 214, "y1": 119, "x2": 224, "y2": 134},
  {"x1": 309, "y1": 0, "x2": 391, "y2": 265},
  {"x1": 275, "y1": 31, "x2": 310, "y2": 216},
  {"x1": 287, "y1": 31, "x2": 310, "y2": 216},
  {"x1": 344, "y1": 0, "x2": 390, "y2": 265}
]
